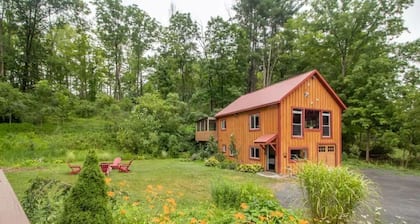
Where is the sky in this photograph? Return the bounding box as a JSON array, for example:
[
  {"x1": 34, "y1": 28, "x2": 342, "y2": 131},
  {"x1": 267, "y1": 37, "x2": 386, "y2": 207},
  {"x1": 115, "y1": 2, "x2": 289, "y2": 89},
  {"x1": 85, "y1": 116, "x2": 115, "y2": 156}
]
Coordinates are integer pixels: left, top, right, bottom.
[{"x1": 123, "y1": 0, "x2": 420, "y2": 43}]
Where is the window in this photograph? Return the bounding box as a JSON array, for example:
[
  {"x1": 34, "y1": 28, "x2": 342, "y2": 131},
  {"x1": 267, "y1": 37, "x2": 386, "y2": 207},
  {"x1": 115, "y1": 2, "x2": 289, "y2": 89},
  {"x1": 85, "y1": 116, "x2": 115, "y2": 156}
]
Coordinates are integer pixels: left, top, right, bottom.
[
  {"x1": 221, "y1": 119, "x2": 226, "y2": 130},
  {"x1": 222, "y1": 144, "x2": 226, "y2": 153},
  {"x1": 322, "y1": 112, "x2": 331, "y2": 137},
  {"x1": 249, "y1": 113, "x2": 260, "y2": 130},
  {"x1": 305, "y1": 110, "x2": 320, "y2": 129},
  {"x1": 209, "y1": 120, "x2": 216, "y2": 131},
  {"x1": 290, "y1": 149, "x2": 307, "y2": 161},
  {"x1": 292, "y1": 109, "x2": 302, "y2": 136},
  {"x1": 229, "y1": 146, "x2": 235, "y2": 156},
  {"x1": 249, "y1": 147, "x2": 260, "y2": 159},
  {"x1": 318, "y1": 145, "x2": 335, "y2": 152}
]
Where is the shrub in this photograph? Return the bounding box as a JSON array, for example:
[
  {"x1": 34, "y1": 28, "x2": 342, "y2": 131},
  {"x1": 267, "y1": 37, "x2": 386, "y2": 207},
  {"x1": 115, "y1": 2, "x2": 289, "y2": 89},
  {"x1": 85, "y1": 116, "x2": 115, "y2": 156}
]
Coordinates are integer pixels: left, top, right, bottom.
[
  {"x1": 298, "y1": 163, "x2": 372, "y2": 223},
  {"x1": 204, "y1": 156, "x2": 220, "y2": 167},
  {"x1": 236, "y1": 164, "x2": 264, "y2": 173},
  {"x1": 219, "y1": 160, "x2": 238, "y2": 170},
  {"x1": 59, "y1": 150, "x2": 113, "y2": 224},
  {"x1": 22, "y1": 178, "x2": 72, "y2": 224},
  {"x1": 214, "y1": 152, "x2": 225, "y2": 162}
]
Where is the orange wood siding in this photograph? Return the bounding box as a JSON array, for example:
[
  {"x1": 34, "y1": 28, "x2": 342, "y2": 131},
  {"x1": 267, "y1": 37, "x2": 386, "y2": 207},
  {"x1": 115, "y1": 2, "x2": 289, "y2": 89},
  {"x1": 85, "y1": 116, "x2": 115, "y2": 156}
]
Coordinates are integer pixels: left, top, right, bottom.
[
  {"x1": 279, "y1": 76, "x2": 343, "y2": 174},
  {"x1": 217, "y1": 105, "x2": 278, "y2": 168},
  {"x1": 195, "y1": 131, "x2": 217, "y2": 142}
]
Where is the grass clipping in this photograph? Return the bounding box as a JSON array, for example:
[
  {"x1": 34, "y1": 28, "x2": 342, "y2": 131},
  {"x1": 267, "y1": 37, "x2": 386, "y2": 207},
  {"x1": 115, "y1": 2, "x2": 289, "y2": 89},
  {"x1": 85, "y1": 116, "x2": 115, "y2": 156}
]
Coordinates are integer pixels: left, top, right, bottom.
[{"x1": 298, "y1": 163, "x2": 372, "y2": 223}]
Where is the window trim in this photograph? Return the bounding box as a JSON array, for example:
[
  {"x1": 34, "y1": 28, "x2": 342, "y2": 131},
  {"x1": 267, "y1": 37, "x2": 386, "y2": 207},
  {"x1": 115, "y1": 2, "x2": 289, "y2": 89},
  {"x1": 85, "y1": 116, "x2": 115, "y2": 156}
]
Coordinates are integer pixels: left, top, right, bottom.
[
  {"x1": 229, "y1": 146, "x2": 235, "y2": 157},
  {"x1": 220, "y1": 119, "x2": 226, "y2": 131},
  {"x1": 322, "y1": 111, "x2": 331, "y2": 138},
  {"x1": 292, "y1": 109, "x2": 303, "y2": 137},
  {"x1": 249, "y1": 146, "x2": 260, "y2": 160},
  {"x1": 249, "y1": 113, "x2": 260, "y2": 131},
  {"x1": 221, "y1": 144, "x2": 226, "y2": 153},
  {"x1": 289, "y1": 147, "x2": 308, "y2": 163}
]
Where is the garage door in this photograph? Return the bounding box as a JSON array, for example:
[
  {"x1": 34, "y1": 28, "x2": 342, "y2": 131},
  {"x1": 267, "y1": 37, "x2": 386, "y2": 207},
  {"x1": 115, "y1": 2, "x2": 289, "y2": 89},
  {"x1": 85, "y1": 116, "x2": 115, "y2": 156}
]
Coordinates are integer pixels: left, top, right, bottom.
[{"x1": 318, "y1": 145, "x2": 336, "y2": 166}]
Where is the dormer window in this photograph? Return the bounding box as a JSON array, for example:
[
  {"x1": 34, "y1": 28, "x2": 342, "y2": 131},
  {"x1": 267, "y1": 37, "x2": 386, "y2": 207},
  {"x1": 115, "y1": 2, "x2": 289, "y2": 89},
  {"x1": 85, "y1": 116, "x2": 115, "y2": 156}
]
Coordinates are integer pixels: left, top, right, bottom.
[{"x1": 249, "y1": 113, "x2": 260, "y2": 130}]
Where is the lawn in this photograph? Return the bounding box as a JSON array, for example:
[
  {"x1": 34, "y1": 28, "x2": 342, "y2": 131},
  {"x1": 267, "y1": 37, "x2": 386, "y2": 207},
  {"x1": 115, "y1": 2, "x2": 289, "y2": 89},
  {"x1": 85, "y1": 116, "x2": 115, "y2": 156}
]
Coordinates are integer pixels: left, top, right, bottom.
[{"x1": 5, "y1": 159, "x2": 280, "y2": 208}]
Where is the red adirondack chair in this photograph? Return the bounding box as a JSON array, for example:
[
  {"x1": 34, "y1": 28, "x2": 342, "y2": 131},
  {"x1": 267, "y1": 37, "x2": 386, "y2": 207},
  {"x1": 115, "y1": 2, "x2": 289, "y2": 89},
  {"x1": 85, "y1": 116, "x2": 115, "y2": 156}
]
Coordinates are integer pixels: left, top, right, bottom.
[
  {"x1": 110, "y1": 157, "x2": 122, "y2": 169},
  {"x1": 67, "y1": 163, "x2": 81, "y2": 175},
  {"x1": 118, "y1": 160, "x2": 133, "y2": 173}
]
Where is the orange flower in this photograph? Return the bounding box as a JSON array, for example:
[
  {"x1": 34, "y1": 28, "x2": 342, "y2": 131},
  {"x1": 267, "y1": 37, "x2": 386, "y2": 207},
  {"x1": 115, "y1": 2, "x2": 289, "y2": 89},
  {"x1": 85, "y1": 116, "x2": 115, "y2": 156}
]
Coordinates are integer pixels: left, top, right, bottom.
[
  {"x1": 151, "y1": 217, "x2": 160, "y2": 223},
  {"x1": 132, "y1": 201, "x2": 140, "y2": 206},
  {"x1": 240, "y1": 202, "x2": 249, "y2": 210},
  {"x1": 163, "y1": 204, "x2": 170, "y2": 215},
  {"x1": 157, "y1": 185, "x2": 163, "y2": 190},
  {"x1": 299, "y1": 219, "x2": 309, "y2": 224},
  {"x1": 289, "y1": 215, "x2": 295, "y2": 221},
  {"x1": 147, "y1": 185, "x2": 153, "y2": 191},
  {"x1": 104, "y1": 177, "x2": 111, "y2": 185},
  {"x1": 107, "y1": 191, "x2": 115, "y2": 197},
  {"x1": 119, "y1": 181, "x2": 127, "y2": 187},
  {"x1": 123, "y1": 196, "x2": 129, "y2": 201},
  {"x1": 167, "y1": 190, "x2": 173, "y2": 195},
  {"x1": 270, "y1": 211, "x2": 284, "y2": 218},
  {"x1": 166, "y1": 198, "x2": 176, "y2": 206},
  {"x1": 190, "y1": 218, "x2": 198, "y2": 224},
  {"x1": 199, "y1": 220, "x2": 207, "y2": 224},
  {"x1": 234, "y1": 212, "x2": 245, "y2": 220},
  {"x1": 259, "y1": 216, "x2": 267, "y2": 221},
  {"x1": 120, "y1": 209, "x2": 126, "y2": 215}
]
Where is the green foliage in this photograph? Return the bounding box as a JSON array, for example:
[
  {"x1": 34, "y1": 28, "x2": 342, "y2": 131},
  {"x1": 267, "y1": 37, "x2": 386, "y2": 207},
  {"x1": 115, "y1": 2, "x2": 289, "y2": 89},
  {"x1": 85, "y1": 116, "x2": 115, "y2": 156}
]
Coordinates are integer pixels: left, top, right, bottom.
[
  {"x1": 218, "y1": 160, "x2": 238, "y2": 170},
  {"x1": 21, "y1": 178, "x2": 71, "y2": 224},
  {"x1": 213, "y1": 152, "x2": 225, "y2": 162},
  {"x1": 116, "y1": 93, "x2": 193, "y2": 156},
  {"x1": 204, "y1": 156, "x2": 220, "y2": 167},
  {"x1": 211, "y1": 180, "x2": 274, "y2": 209},
  {"x1": 60, "y1": 150, "x2": 113, "y2": 224},
  {"x1": 298, "y1": 163, "x2": 372, "y2": 223},
  {"x1": 236, "y1": 164, "x2": 264, "y2": 173}
]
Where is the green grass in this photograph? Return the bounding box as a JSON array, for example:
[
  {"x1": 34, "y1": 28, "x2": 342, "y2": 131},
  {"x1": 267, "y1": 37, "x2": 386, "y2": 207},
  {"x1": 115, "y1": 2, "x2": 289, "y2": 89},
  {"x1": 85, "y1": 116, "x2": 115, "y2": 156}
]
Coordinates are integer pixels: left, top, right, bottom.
[
  {"x1": 5, "y1": 159, "x2": 280, "y2": 208},
  {"x1": 343, "y1": 158, "x2": 420, "y2": 176}
]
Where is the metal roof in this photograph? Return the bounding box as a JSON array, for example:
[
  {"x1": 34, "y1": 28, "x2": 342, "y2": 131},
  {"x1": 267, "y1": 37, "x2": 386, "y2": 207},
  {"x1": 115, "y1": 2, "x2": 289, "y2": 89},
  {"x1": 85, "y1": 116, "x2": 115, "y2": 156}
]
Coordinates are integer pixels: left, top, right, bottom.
[
  {"x1": 215, "y1": 70, "x2": 346, "y2": 117},
  {"x1": 254, "y1": 134, "x2": 277, "y2": 144}
]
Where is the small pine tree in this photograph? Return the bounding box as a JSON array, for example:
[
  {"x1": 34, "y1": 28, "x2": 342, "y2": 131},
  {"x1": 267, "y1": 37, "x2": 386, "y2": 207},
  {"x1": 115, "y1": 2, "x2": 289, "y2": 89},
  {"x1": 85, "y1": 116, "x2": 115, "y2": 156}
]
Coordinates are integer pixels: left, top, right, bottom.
[{"x1": 59, "y1": 150, "x2": 113, "y2": 224}]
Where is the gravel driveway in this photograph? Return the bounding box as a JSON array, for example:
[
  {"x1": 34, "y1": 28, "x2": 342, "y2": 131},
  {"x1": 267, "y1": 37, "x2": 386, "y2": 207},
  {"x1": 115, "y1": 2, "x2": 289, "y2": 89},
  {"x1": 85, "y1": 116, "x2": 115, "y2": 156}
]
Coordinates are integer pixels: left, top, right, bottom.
[{"x1": 274, "y1": 168, "x2": 420, "y2": 224}]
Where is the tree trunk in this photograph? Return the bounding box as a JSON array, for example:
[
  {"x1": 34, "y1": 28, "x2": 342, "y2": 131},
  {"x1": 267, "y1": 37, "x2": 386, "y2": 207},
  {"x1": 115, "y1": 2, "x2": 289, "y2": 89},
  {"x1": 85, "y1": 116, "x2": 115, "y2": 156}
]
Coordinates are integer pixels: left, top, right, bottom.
[{"x1": 365, "y1": 130, "x2": 370, "y2": 162}]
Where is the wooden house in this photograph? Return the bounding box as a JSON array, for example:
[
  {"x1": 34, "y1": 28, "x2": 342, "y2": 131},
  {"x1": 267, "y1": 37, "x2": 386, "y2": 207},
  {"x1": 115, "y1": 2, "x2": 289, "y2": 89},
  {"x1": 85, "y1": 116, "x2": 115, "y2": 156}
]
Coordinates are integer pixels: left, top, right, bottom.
[{"x1": 209, "y1": 70, "x2": 346, "y2": 174}]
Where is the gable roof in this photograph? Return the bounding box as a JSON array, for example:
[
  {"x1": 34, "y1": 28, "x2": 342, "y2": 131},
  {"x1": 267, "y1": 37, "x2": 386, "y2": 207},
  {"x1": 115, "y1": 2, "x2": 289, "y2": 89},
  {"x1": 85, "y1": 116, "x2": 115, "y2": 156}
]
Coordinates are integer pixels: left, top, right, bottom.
[{"x1": 215, "y1": 70, "x2": 346, "y2": 118}]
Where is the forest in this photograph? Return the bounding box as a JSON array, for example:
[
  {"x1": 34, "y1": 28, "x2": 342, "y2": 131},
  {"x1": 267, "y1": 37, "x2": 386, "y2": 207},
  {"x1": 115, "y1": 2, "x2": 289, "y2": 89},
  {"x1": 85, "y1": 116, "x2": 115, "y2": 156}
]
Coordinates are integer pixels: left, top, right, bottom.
[{"x1": 0, "y1": 0, "x2": 419, "y2": 168}]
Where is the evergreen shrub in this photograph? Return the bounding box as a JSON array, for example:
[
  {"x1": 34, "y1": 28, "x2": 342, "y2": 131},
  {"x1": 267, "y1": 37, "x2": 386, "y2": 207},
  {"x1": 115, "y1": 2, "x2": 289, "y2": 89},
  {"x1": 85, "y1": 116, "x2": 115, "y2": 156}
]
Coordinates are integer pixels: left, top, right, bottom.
[{"x1": 59, "y1": 150, "x2": 113, "y2": 224}]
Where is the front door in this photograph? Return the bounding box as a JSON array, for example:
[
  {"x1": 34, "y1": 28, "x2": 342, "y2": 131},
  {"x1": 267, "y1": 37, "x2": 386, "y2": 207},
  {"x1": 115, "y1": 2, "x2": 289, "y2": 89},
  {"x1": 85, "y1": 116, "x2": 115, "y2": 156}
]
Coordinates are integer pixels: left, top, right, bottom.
[{"x1": 266, "y1": 145, "x2": 276, "y2": 171}]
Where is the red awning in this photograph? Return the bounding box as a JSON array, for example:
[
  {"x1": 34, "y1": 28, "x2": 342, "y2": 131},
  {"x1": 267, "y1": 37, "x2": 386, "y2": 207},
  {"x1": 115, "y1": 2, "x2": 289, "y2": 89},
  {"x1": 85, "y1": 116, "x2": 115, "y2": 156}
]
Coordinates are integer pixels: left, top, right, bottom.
[{"x1": 254, "y1": 134, "x2": 277, "y2": 144}]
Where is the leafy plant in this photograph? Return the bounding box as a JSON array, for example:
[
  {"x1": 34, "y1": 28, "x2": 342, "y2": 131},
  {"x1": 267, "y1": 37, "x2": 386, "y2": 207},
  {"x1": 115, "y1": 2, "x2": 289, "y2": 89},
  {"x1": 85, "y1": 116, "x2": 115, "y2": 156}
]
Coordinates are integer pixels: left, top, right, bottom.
[
  {"x1": 59, "y1": 150, "x2": 113, "y2": 224},
  {"x1": 22, "y1": 178, "x2": 72, "y2": 224},
  {"x1": 204, "y1": 156, "x2": 220, "y2": 167},
  {"x1": 236, "y1": 163, "x2": 264, "y2": 173},
  {"x1": 298, "y1": 163, "x2": 372, "y2": 223}
]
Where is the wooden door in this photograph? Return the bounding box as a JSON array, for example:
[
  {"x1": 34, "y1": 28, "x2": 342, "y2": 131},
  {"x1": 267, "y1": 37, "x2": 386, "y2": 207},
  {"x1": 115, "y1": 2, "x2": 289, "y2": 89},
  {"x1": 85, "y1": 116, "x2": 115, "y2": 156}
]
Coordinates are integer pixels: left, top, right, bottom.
[{"x1": 318, "y1": 145, "x2": 336, "y2": 166}]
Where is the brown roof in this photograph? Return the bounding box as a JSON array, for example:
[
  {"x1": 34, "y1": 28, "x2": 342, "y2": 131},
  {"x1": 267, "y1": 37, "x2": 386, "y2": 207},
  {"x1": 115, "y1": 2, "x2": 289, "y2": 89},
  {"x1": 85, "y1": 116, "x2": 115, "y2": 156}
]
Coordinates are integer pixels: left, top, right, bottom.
[
  {"x1": 254, "y1": 134, "x2": 277, "y2": 144},
  {"x1": 215, "y1": 70, "x2": 346, "y2": 117}
]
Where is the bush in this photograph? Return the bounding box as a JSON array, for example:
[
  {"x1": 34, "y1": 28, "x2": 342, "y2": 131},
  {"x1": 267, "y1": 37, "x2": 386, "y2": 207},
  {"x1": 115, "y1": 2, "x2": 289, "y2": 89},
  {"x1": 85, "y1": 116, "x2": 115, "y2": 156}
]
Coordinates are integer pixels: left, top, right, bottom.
[
  {"x1": 60, "y1": 150, "x2": 113, "y2": 224},
  {"x1": 219, "y1": 160, "x2": 238, "y2": 170},
  {"x1": 214, "y1": 153, "x2": 225, "y2": 162},
  {"x1": 298, "y1": 163, "x2": 372, "y2": 223},
  {"x1": 22, "y1": 178, "x2": 72, "y2": 224},
  {"x1": 204, "y1": 156, "x2": 220, "y2": 167},
  {"x1": 236, "y1": 164, "x2": 264, "y2": 173}
]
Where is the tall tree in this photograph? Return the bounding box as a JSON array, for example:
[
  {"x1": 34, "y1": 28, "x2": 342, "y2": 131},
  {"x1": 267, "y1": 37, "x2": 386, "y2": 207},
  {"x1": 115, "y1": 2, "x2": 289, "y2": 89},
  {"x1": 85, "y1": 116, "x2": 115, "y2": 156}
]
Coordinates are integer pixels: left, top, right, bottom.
[
  {"x1": 124, "y1": 5, "x2": 158, "y2": 97},
  {"x1": 94, "y1": 0, "x2": 128, "y2": 100}
]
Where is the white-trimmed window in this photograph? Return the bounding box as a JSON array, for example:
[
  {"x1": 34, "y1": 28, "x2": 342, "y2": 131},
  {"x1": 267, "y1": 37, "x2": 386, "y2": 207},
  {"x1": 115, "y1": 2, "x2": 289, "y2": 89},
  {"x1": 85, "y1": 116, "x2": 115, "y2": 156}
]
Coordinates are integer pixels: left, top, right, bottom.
[
  {"x1": 249, "y1": 146, "x2": 260, "y2": 159},
  {"x1": 222, "y1": 144, "x2": 226, "y2": 153},
  {"x1": 290, "y1": 148, "x2": 307, "y2": 161},
  {"x1": 249, "y1": 113, "x2": 260, "y2": 130},
  {"x1": 292, "y1": 109, "x2": 302, "y2": 136},
  {"x1": 322, "y1": 112, "x2": 331, "y2": 137},
  {"x1": 221, "y1": 119, "x2": 226, "y2": 130},
  {"x1": 229, "y1": 146, "x2": 235, "y2": 156}
]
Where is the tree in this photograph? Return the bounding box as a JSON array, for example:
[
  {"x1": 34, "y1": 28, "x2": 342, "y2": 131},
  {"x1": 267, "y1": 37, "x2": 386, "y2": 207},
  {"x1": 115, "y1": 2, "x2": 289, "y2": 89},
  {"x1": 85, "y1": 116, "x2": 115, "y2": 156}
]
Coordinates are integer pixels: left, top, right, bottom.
[
  {"x1": 124, "y1": 5, "x2": 158, "y2": 97},
  {"x1": 0, "y1": 82, "x2": 26, "y2": 123},
  {"x1": 94, "y1": 0, "x2": 128, "y2": 100},
  {"x1": 60, "y1": 150, "x2": 113, "y2": 224}
]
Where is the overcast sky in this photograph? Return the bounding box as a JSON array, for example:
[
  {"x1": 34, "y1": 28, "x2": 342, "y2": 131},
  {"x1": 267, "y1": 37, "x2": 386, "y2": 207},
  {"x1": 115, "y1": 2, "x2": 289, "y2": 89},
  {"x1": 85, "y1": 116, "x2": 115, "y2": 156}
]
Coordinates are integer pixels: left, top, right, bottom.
[{"x1": 123, "y1": 0, "x2": 420, "y2": 43}]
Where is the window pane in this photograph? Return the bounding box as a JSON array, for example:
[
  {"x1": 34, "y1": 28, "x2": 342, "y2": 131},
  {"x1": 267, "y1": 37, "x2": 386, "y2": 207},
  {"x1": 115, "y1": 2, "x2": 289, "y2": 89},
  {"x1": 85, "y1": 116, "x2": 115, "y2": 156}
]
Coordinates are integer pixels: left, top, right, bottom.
[
  {"x1": 209, "y1": 120, "x2": 216, "y2": 131},
  {"x1": 293, "y1": 125, "x2": 301, "y2": 136},
  {"x1": 293, "y1": 113, "x2": 301, "y2": 123},
  {"x1": 291, "y1": 149, "x2": 306, "y2": 160},
  {"x1": 323, "y1": 114, "x2": 329, "y2": 125},
  {"x1": 323, "y1": 127, "x2": 330, "y2": 136},
  {"x1": 255, "y1": 115, "x2": 260, "y2": 128},
  {"x1": 305, "y1": 110, "x2": 320, "y2": 128}
]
